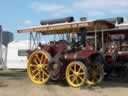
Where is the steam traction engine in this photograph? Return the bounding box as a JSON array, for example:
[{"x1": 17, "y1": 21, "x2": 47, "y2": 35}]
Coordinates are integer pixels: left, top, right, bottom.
[
  {"x1": 103, "y1": 28, "x2": 128, "y2": 79},
  {"x1": 86, "y1": 20, "x2": 128, "y2": 80},
  {"x1": 17, "y1": 17, "x2": 114, "y2": 87}
]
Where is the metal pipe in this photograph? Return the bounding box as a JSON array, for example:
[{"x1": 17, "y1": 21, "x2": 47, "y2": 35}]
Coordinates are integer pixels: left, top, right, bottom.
[
  {"x1": 101, "y1": 29, "x2": 104, "y2": 52},
  {"x1": 40, "y1": 16, "x2": 74, "y2": 25},
  {"x1": 94, "y1": 27, "x2": 97, "y2": 51},
  {"x1": 29, "y1": 32, "x2": 32, "y2": 50},
  {"x1": 0, "y1": 25, "x2": 2, "y2": 66},
  {"x1": 79, "y1": 27, "x2": 87, "y2": 47}
]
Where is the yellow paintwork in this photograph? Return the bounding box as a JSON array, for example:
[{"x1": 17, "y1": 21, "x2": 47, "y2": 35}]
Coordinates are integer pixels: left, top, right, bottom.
[
  {"x1": 27, "y1": 50, "x2": 49, "y2": 85},
  {"x1": 87, "y1": 64, "x2": 100, "y2": 86},
  {"x1": 66, "y1": 61, "x2": 87, "y2": 88}
]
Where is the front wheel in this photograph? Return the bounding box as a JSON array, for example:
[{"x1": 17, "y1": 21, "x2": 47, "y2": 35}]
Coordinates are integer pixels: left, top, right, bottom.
[
  {"x1": 66, "y1": 61, "x2": 88, "y2": 88},
  {"x1": 27, "y1": 50, "x2": 51, "y2": 85},
  {"x1": 87, "y1": 63, "x2": 104, "y2": 86}
]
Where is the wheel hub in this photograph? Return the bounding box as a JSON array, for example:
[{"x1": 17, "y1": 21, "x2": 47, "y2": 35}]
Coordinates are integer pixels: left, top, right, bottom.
[
  {"x1": 74, "y1": 72, "x2": 79, "y2": 77},
  {"x1": 37, "y1": 64, "x2": 45, "y2": 70}
]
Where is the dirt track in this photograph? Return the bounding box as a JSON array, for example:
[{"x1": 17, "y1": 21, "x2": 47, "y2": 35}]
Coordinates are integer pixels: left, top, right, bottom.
[{"x1": 0, "y1": 70, "x2": 128, "y2": 96}]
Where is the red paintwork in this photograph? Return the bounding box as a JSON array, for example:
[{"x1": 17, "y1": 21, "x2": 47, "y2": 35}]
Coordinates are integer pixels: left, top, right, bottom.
[
  {"x1": 37, "y1": 40, "x2": 98, "y2": 79},
  {"x1": 40, "y1": 40, "x2": 68, "y2": 57},
  {"x1": 40, "y1": 40, "x2": 97, "y2": 61},
  {"x1": 77, "y1": 50, "x2": 96, "y2": 59},
  {"x1": 55, "y1": 41, "x2": 68, "y2": 54}
]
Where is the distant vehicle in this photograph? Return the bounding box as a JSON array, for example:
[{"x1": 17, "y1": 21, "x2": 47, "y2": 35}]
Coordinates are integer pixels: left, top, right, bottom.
[
  {"x1": 17, "y1": 17, "x2": 114, "y2": 87},
  {"x1": 87, "y1": 23, "x2": 128, "y2": 80}
]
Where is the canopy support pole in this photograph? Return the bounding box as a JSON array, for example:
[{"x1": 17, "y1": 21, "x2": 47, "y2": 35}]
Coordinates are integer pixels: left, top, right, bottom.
[
  {"x1": 94, "y1": 27, "x2": 97, "y2": 51},
  {"x1": 101, "y1": 29, "x2": 104, "y2": 52}
]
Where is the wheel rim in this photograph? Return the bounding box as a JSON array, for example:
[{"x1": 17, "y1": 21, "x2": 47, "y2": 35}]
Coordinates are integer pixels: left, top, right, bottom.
[
  {"x1": 27, "y1": 51, "x2": 49, "y2": 85},
  {"x1": 87, "y1": 64, "x2": 103, "y2": 85},
  {"x1": 66, "y1": 61, "x2": 87, "y2": 88}
]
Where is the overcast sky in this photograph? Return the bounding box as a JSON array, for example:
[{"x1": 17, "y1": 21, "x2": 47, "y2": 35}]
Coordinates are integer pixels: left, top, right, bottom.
[{"x1": 1, "y1": 0, "x2": 128, "y2": 40}]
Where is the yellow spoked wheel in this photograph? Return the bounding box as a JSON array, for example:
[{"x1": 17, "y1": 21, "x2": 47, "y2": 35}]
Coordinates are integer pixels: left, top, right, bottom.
[
  {"x1": 27, "y1": 50, "x2": 51, "y2": 85},
  {"x1": 87, "y1": 64, "x2": 104, "y2": 86},
  {"x1": 66, "y1": 61, "x2": 87, "y2": 88}
]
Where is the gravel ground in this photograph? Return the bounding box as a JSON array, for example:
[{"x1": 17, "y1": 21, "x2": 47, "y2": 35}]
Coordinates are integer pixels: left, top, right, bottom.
[{"x1": 0, "y1": 70, "x2": 128, "y2": 96}]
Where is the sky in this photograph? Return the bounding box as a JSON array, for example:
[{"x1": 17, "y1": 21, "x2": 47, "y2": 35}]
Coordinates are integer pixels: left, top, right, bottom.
[{"x1": 1, "y1": 0, "x2": 128, "y2": 40}]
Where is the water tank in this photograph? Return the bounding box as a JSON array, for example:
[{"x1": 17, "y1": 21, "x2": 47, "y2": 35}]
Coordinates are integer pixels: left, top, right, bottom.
[
  {"x1": 2, "y1": 31, "x2": 14, "y2": 46},
  {"x1": 40, "y1": 16, "x2": 74, "y2": 25}
]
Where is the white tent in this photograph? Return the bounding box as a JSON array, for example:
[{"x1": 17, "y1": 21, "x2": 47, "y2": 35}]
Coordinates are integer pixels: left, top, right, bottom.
[{"x1": 7, "y1": 40, "x2": 29, "y2": 69}]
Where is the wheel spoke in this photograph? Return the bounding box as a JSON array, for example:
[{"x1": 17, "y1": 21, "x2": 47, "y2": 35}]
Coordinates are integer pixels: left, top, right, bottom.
[
  {"x1": 30, "y1": 64, "x2": 37, "y2": 67},
  {"x1": 32, "y1": 68, "x2": 38, "y2": 74},
  {"x1": 41, "y1": 69, "x2": 48, "y2": 77},
  {"x1": 79, "y1": 72, "x2": 84, "y2": 75},
  {"x1": 79, "y1": 76, "x2": 83, "y2": 81},
  {"x1": 36, "y1": 54, "x2": 40, "y2": 63},
  {"x1": 43, "y1": 57, "x2": 47, "y2": 64},
  {"x1": 42, "y1": 71, "x2": 44, "y2": 81},
  {"x1": 39, "y1": 71, "x2": 42, "y2": 81},
  {"x1": 44, "y1": 71, "x2": 49, "y2": 77},
  {"x1": 78, "y1": 66, "x2": 81, "y2": 72},
  {"x1": 69, "y1": 74, "x2": 74, "y2": 77},
  {"x1": 75, "y1": 78, "x2": 79, "y2": 84},
  {"x1": 44, "y1": 64, "x2": 48, "y2": 70},
  {"x1": 72, "y1": 77, "x2": 76, "y2": 83},
  {"x1": 34, "y1": 71, "x2": 40, "y2": 79},
  {"x1": 70, "y1": 68, "x2": 74, "y2": 73},
  {"x1": 40, "y1": 55, "x2": 44, "y2": 63},
  {"x1": 74, "y1": 64, "x2": 77, "y2": 72},
  {"x1": 34, "y1": 58, "x2": 39, "y2": 64}
]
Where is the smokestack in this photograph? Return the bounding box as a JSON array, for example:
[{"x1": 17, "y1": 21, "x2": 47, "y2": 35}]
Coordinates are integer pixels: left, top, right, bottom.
[{"x1": 80, "y1": 27, "x2": 87, "y2": 47}]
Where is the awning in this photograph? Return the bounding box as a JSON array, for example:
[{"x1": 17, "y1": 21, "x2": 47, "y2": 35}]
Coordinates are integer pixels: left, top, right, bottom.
[{"x1": 17, "y1": 20, "x2": 114, "y2": 35}]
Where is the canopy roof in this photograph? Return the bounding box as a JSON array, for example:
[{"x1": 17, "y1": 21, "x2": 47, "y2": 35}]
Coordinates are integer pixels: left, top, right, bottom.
[{"x1": 17, "y1": 20, "x2": 114, "y2": 35}]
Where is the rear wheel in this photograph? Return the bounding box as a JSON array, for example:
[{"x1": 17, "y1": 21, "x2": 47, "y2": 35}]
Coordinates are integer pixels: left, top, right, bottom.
[
  {"x1": 66, "y1": 61, "x2": 88, "y2": 88},
  {"x1": 87, "y1": 63, "x2": 104, "y2": 86},
  {"x1": 27, "y1": 50, "x2": 51, "y2": 85}
]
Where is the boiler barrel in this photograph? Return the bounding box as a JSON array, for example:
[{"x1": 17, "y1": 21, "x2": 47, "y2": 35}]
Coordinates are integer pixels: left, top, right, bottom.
[{"x1": 40, "y1": 16, "x2": 74, "y2": 25}]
